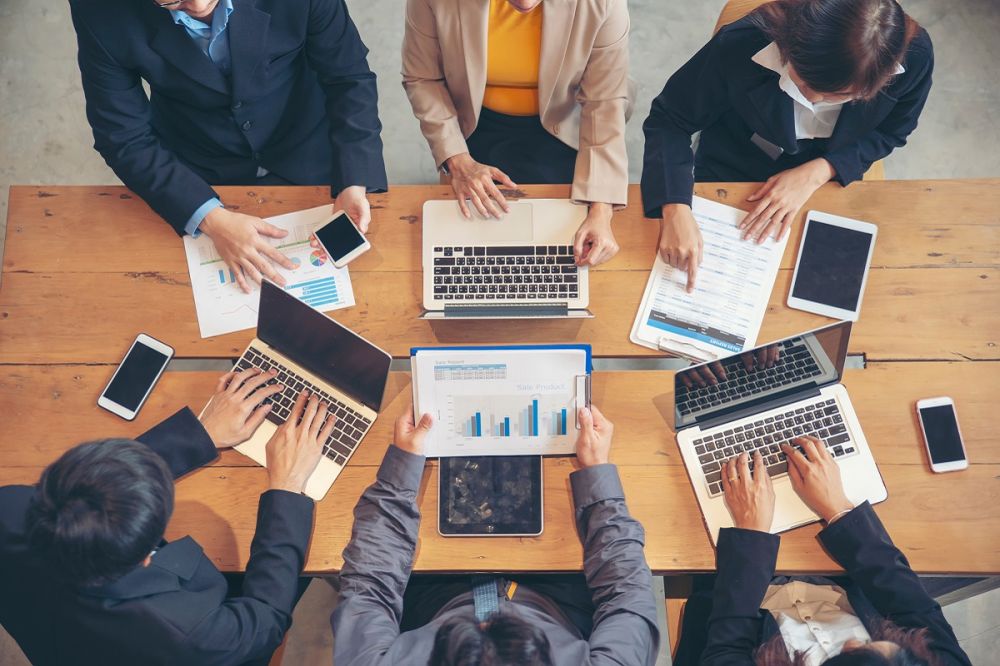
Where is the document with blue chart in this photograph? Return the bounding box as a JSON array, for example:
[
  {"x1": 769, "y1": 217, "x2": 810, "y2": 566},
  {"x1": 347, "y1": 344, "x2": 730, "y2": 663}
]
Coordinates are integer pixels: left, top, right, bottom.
[
  {"x1": 411, "y1": 345, "x2": 592, "y2": 457},
  {"x1": 183, "y1": 204, "x2": 356, "y2": 338},
  {"x1": 630, "y1": 196, "x2": 788, "y2": 361}
]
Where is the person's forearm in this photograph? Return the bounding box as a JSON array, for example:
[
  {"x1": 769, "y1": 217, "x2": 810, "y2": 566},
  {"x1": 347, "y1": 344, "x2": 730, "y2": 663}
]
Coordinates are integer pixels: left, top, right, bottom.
[
  {"x1": 135, "y1": 408, "x2": 219, "y2": 479},
  {"x1": 571, "y1": 464, "x2": 659, "y2": 658},
  {"x1": 338, "y1": 446, "x2": 425, "y2": 616}
]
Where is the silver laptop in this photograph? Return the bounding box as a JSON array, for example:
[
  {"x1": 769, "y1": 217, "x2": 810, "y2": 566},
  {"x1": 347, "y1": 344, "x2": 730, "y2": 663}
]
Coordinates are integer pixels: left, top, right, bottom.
[
  {"x1": 211, "y1": 280, "x2": 391, "y2": 500},
  {"x1": 674, "y1": 321, "x2": 887, "y2": 544},
  {"x1": 421, "y1": 199, "x2": 592, "y2": 319}
]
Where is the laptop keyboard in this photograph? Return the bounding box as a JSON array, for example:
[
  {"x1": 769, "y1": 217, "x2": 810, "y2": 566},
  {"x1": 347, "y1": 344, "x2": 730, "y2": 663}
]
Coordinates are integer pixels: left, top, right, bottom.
[
  {"x1": 431, "y1": 245, "x2": 579, "y2": 301},
  {"x1": 235, "y1": 347, "x2": 372, "y2": 466},
  {"x1": 695, "y1": 398, "x2": 858, "y2": 497},
  {"x1": 677, "y1": 339, "x2": 822, "y2": 415}
]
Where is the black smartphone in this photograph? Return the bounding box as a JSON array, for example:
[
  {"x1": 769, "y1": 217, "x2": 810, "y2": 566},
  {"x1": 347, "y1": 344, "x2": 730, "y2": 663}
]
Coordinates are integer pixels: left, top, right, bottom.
[{"x1": 313, "y1": 211, "x2": 370, "y2": 268}]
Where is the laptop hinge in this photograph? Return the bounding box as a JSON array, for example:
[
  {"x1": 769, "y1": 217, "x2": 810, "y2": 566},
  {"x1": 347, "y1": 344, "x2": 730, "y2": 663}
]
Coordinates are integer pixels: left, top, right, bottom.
[
  {"x1": 441, "y1": 303, "x2": 570, "y2": 318},
  {"x1": 690, "y1": 385, "x2": 825, "y2": 432}
]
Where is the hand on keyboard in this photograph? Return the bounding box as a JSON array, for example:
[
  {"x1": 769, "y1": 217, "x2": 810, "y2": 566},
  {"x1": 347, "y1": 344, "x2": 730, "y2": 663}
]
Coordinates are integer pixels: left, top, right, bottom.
[
  {"x1": 198, "y1": 368, "x2": 285, "y2": 448},
  {"x1": 782, "y1": 436, "x2": 855, "y2": 523},
  {"x1": 265, "y1": 392, "x2": 337, "y2": 495},
  {"x1": 721, "y1": 451, "x2": 775, "y2": 532}
]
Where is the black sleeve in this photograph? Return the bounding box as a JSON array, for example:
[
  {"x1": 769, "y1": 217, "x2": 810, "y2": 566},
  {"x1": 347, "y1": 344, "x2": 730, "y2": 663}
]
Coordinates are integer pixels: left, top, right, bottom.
[
  {"x1": 701, "y1": 528, "x2": 780, "y2": 666},
  {"x1": 69, "y1": 0, "x2": 219, "y2": 234},
  {"x1": 135, "y1": 408, "x2": 219, "y2": 479},
  {"x1": 818, "y1": 502, "x2": 972, "y2": 666},
  {"x1": 640, "y1": 30, "x2": 733, "y2": 217},
  {"x1": 179, "y1": 490, "x2": 315, "y2": 665},
  {"x1": 305, "y1": 0, "x2": 388, "y2": 196},
  {"x1": 824, "y1": 31, "x2": 934, "y2": 185}
]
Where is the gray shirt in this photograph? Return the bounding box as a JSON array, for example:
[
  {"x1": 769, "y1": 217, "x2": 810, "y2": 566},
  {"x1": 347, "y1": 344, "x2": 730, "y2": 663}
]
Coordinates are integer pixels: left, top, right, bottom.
[{"x1": 331, "y1": 445, "x2": 660, "y2": 665}]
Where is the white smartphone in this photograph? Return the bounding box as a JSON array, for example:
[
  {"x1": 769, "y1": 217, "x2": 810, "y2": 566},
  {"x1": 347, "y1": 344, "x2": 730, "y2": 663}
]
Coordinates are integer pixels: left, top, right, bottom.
[
  {"x1": 916, "y1": 397, "x2": 969, "y2": 473},
  {"x1": 97, "y1": 334, "x2": 174, "y2": 421},
  {"x1": 314, "y1": 211, "x2": 371, "y2": 268},
  {"x1": 787, "y1": 211, "x2": 878, "y2": 321}
]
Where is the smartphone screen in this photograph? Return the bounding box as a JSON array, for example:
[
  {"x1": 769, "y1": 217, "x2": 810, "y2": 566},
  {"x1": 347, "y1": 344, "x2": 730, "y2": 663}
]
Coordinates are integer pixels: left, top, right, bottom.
[
  {"x1": 103, "y1": 342, "x2": 171, "y2": 411},
  {"x1": 314, "y1": 214, "x2": 366, "y2": 262},
  {"x1": 919, "y1": 404, "x2": 966, "y2": 464}
]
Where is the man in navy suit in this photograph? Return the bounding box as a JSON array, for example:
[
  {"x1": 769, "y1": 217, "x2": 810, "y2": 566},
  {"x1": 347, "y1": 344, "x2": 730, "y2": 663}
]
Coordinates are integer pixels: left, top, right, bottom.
[
  {"x1": 0, "y1": 368, "x2": 334, "y2": 665},
  {"x1": 69, "y1": 0, "x2": 387, "y2": 293}
]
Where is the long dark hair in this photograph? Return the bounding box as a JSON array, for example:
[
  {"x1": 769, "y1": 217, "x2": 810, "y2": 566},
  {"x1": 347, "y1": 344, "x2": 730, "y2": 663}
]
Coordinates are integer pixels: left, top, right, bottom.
[
  {"x1": 747, "y1": 0, "x2": 920, "y2": 99},
  {"x1": 753, "y1": 619, "x2": 939, "y2": 665}
]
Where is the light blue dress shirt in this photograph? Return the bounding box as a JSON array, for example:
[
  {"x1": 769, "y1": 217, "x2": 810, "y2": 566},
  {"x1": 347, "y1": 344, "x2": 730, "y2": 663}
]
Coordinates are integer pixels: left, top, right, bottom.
[{"x1": 171, "y1": 0, "x2": 233, "y2": 236}]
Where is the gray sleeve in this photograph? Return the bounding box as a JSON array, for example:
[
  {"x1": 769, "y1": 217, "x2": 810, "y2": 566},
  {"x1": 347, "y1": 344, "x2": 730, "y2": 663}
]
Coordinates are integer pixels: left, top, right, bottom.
[
  {"x1": 571, "y1": 464, "x2": 661, "y2": 666},
  {"x1": 330, "y1": 445, "x2": 425, "y2": 666}
]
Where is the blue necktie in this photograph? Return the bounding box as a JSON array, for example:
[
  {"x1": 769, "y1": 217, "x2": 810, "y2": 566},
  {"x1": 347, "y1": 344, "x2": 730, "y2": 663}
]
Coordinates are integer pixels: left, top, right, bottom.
[{"x1": 471, "y1": 575, "x2": 500, "y2": 622}]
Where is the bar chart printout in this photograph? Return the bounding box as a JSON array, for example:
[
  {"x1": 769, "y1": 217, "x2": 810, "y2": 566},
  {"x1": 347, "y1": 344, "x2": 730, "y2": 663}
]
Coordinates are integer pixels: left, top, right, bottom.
[
  {"x1": 184, "y1": 205, "x2": 356, "y2": 338},
  {"x1": 412, "y1": 347, "x2": 590, "y2": 457}
]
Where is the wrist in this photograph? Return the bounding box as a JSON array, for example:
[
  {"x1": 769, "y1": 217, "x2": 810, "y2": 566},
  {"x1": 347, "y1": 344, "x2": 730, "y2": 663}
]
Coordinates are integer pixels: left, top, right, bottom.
[
  {"x1": 661, "y1": 203, "x2": 691, "y2": 223},
  {"x1": 807, "y1": 159, "x2": 835, "y2": 186},
  {"x1": 588, "y1": 202, "x2": 614, "y2": 220},
  {"x1": 820, "y1": 499, "x2": 855, "y2": 523},
  {"x1": 268, "y1": 477, "x2": 306, "y2": 494},
  {"x1": 199, "y1": 207, "x2": 227, "y2": 237},
  {"x1": 446, "y1": 153, "x2": 472, "y2": 172}
]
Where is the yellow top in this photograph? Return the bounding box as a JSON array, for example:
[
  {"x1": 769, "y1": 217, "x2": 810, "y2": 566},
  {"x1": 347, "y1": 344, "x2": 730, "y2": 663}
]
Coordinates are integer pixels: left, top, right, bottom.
[{"x1": 483, "y1": 0, "x2": 542, "y2": 116}]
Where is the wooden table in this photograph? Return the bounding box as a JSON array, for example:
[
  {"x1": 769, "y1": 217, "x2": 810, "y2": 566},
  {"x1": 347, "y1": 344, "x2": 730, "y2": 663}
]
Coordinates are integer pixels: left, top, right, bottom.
[{"x1": 2, "y1": 182, "x2": 998, "y2": 574}]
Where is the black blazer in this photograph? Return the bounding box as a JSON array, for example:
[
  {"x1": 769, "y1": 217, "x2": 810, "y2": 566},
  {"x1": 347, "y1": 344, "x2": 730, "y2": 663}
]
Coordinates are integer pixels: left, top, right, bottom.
[
  {"x1": 640, "y1": 18, "x2": 934, "y2": 217},
  {"x1": 701, "y1": 502, "x2": 971, "y2": 666},
  {"x1": 69, "y1": 0, "x2": 388, "y2": 234},
  {"x1": 0, "y1": 409, "x2": 315, "y2": 666}
]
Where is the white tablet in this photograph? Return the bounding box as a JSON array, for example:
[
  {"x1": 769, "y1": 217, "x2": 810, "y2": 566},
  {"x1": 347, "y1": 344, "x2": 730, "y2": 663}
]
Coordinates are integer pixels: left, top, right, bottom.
[{"x1": 787, "y1": 211, "x2": 878, "y2": 321}]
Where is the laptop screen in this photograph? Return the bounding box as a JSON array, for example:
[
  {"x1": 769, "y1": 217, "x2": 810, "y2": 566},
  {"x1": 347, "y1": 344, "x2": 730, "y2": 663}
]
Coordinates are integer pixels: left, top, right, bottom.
[
  {"x1": 673, "y1": 321, "x2": 852, "y2": 430},
  {"x1": 257, "y1": 281, "x2": 391, "y2": 412}
]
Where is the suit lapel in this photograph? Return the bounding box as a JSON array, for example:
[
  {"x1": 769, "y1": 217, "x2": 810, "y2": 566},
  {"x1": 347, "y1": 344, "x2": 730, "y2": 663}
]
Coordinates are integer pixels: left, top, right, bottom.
[
  {"x1": 80, "y1": 537, "x2": 204, "y2": 600},
  {"x1": 828, "y1": 91, "x2": 896, "y2": 148},
  {"x1": 228, "y1": 0, "x2": 271, "y2": 102},
  {"x1": 458, "y1": 0, "x2": 489, "y2": 116},
  {"x1": 538, "y1": 0, "x2": 575, "y2": 116},
  {"x1": 745, "y1": 77, "x2": 798, "y2": 154},
  {"x1": 149, "y1": 9, "x2": 229, "y2": 94}
]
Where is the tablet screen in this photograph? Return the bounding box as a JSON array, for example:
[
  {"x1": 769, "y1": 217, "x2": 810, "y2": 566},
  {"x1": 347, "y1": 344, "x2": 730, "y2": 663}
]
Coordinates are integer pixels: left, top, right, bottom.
[
  {"x1": 439, "y1": 456, "x2": 542, "y2": 535},
  {"x1": 792, "y1": 221, "x2": 874, "y2": 312}
]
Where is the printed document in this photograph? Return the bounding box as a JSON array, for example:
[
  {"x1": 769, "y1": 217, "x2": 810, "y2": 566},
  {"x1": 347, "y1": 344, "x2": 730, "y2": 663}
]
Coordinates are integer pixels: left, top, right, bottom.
[
  {"x1": 411, "y1": 346, "x2": 590, "y2": 457},
  {"x1": 183, "y1": 205, "x2": 355, "y2": 338},
  {"x1": 630, "y1": 196, "x2": 788, "y2": 361}
]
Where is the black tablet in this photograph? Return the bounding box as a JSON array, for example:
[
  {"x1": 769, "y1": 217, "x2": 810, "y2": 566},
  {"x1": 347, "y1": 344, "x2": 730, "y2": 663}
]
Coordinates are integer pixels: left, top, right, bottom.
[{"x1": 438, "y1": 455, "x2": 543, "y2": 536}]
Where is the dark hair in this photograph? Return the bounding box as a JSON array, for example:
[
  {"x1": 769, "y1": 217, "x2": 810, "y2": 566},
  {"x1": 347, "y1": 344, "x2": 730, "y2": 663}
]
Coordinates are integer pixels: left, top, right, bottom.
[
  {"x1": 754, "y1": 619, "x2": 938, "y2": 665},
  {"x1": 747, "y1": 0, "x2": 919, "y2": 100},
  {"x1": 26, "y1": 439, "x2": 175, "y2": 588},
  {"x1": 428, "y1": 614, "x2": 554, "y2": 666}
]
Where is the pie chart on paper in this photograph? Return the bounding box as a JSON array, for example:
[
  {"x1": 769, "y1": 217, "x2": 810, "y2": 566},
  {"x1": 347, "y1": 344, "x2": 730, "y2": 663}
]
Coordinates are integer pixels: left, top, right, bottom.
[{"x1": 309, "y1": 250, "x2": 328, "y2": 267}]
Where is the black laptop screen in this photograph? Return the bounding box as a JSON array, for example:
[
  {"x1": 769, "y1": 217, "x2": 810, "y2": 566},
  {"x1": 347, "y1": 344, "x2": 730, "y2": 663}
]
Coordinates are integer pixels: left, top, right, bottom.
[
  {"x1": 673, "y1": 321, "x2": 852, "y2": 430},
  {"x1": 257, "y1": 281, "x2": 391, "y2": 411}
]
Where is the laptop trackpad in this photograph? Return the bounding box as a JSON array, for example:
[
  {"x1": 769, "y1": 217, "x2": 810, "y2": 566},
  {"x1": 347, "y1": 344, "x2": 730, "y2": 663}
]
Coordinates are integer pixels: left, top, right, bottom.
[{"x1": 440, "y1": 202, "x2": 534, "y2": 242}]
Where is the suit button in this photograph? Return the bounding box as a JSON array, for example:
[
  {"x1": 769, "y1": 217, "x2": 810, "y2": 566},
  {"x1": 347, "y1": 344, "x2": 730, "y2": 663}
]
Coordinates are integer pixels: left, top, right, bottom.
[
  {"x1": 232, "y1": 100, "x2": 243, "y2": 110},
  {"x1": 241, "y1": 120, "x2": 252, "y2": 131}
]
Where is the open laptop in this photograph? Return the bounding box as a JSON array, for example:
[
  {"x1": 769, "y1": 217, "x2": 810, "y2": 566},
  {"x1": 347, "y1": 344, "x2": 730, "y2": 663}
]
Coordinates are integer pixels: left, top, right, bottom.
[
  {"x1": 421, "y1": 199, "x2": 592, "y2": 319},
  {"x1": 212, "y1": 280, "x2": 391, "y2": 500},
  {"x1": 673, "y1": 321, "x2": 887, "y2": 544}
]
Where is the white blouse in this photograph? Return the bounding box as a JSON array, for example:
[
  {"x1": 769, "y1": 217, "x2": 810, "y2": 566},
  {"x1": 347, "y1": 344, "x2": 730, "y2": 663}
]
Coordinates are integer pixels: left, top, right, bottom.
[{"x1": 751, "y1": 42, "x2": 905, "y2": 141}]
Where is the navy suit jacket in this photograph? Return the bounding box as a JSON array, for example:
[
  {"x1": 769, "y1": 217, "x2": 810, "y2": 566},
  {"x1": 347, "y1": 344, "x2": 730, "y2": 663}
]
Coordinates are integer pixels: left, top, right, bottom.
[
  {"x1": 69, "y1": 0, "x2": 388, "y2": 233},
  {"x1": 701, "y1": 503, "x2": 971, "y2": 666},
  {"x1": 640, "y1": 17, "x2": 933, "y2": 217},
  {"x1": 0, "y1": 409, "x2": 315, "y2": 666}
]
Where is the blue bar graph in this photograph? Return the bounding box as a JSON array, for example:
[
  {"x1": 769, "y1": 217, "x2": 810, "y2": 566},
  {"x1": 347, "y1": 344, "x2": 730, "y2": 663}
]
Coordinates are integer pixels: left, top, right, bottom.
[
  {"x1": 455, "y1": 397, "x2": 570, "y2": 440},
  {"x1": 504, "y1": 417, "x2": 510, "y2": 437},
  {"x1": 532, "y1": 399, "x2": 538, "y2": 437},
  {"x1": 286, "y1": 277, "x2": 341, "y2": 308},
  {"x1": 218, "y1": 269, "x2": 225, "y2": 284},
  {"x1": 475, "y1": 412, "x2": 482, "y2": 437},
  {"x1": 561, "y1": 408, "x2": 567, "y2": 436}
]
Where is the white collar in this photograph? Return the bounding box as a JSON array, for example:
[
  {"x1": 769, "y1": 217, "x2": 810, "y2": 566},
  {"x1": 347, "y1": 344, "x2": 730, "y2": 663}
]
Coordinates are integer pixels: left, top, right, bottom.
[{"x1": 751, "y1": 42, "x2": 905, "y2": 111}]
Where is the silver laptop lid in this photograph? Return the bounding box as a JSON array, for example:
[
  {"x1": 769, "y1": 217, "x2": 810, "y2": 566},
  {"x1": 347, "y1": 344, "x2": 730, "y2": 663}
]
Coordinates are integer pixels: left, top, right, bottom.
[
  {"x1": 258, "y1": 280, "x2": 391, "y2": 412},
  {"x1": 673, "y1": 321, "x2": 852, "y2": 431}
]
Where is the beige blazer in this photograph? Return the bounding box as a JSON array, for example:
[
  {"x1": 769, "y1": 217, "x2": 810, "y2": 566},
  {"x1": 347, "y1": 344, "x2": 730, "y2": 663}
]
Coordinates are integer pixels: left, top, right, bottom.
[{"x1": 402, "y1": 0, "x2": 633, "y2": 207}]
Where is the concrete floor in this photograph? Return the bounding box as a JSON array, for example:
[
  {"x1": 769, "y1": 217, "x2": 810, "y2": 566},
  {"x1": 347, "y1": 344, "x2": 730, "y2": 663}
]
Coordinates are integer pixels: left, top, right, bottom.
[{"x1": 1, "y1": 0, "x2": 998, "y2": 663}]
